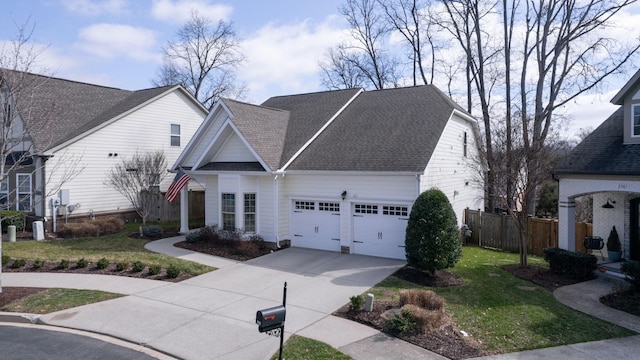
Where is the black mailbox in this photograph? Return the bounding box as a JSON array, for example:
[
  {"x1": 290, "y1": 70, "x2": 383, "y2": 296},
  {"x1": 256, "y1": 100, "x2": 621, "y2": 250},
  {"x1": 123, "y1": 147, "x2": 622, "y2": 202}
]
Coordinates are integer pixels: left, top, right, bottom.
[{"x1": 256, "y1": 305, "x2": 286, "y2": 333}]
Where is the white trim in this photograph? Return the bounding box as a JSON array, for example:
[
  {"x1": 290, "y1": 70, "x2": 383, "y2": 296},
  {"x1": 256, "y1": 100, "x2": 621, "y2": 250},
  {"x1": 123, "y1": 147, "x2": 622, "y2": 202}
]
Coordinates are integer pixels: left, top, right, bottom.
[
  {"x1": 16, "y1": 173, "x2": 32, "y2": 211},
  {"x1": 171, "y1": 101, "x2": 229, "y2": 171},
  {"x1": 279, "y1": 88, "x2": 364, "y2": 172},
  {"x1": 192, "y1": 120, "x2": 272, "y2": 172},
  {"x1": 632, "y1": 104, "x2": 640, "y2": 137}
]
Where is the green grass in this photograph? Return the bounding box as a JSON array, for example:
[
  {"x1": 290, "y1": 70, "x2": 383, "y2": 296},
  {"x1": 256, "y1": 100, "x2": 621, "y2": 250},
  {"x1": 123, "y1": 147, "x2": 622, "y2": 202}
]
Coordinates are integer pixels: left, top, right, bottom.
[
  {"x1": 369, "y1": 246, "x2": 636, "y2": 355},
  {"x1": 270, "y1": 335, "x2": 352, "y2": 360},
  {"x1": 2, "y1": 224, "x2": 214, "y2": 276},
  {"x1": 0, "y1": 288, "x2": 122, "y2": 314}
]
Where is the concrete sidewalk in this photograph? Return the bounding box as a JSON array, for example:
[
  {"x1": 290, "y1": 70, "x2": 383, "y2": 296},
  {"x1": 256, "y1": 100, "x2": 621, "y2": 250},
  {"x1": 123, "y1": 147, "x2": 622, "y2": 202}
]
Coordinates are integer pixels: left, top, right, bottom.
[{"x1": 2, "y1": 237, "x2": 639, "y2": 360}]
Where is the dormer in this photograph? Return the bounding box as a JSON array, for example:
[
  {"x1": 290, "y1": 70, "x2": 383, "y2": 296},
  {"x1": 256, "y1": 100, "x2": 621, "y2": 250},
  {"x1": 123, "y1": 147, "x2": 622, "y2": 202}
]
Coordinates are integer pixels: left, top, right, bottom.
[{"x1": 611, "y1": 69, "x2": 640, "y2": 144}]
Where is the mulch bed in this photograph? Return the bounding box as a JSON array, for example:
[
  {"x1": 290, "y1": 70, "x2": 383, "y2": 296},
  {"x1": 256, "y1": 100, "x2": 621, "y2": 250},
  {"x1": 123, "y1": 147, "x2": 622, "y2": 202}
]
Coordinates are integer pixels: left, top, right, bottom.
[
  {"x1": 174, "y1": 240, "x2": 275, "y2": 261},
  {"x1": 334, "y1": 266, "x2": 485, "y2": 360}
]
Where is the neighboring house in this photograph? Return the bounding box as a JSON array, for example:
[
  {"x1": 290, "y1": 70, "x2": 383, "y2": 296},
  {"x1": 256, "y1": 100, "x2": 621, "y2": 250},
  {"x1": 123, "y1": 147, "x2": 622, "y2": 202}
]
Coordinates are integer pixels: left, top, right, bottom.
[
  {"x1": 0, "y1": 69, "x2": 207, "y2": 220},
  {"x1": 555, "y1": 70, "x2": 640, "y2": 261},
  {"x1": 172, "y1": 85, "x2": 484, "y2": 260}
]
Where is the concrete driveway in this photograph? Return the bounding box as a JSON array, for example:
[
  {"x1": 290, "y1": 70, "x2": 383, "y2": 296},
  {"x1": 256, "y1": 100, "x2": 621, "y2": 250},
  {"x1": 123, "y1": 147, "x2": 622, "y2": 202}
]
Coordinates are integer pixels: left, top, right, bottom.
[{"x1": 39, "y1": 248, "x2": 405, "y2": 360}]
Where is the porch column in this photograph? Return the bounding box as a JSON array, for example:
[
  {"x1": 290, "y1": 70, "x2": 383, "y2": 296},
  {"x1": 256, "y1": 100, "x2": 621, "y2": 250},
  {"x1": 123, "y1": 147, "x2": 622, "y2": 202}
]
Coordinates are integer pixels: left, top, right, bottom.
[
  {"x1": 179, "y1": 187, "x2": 189, "y2": 234},
  {"x1": 558, "y1": 197, "x2": 576, "y2": 251}
]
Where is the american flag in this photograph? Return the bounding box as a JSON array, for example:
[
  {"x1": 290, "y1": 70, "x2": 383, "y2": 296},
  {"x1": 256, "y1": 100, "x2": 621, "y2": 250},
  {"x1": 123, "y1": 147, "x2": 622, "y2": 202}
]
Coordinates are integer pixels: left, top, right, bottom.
[{"x1": 165, "y1": 169, "x2": 191, "y2": 202}]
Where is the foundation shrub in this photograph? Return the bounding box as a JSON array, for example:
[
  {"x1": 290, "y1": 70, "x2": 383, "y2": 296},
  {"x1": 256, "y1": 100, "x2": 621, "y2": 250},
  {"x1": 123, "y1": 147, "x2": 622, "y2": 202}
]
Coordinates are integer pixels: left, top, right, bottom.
[
  {"x1": 76, "y1": 258, "x2": 88, "y2": 268},
  {"x1": 235, "y1": 240, "x2": 260, "y2": 258},
  {"x1": 401, "y1": 304, "x2": 447, "y2": 333},
  {"x1": 116, "y1": 262, "x2": 129, "y2": 271},
  {"x1": 58, "y1": 222, "x2": 100, "y2": 238},
  {"x1": 1, "y1": 254, "x2": 10, "y2": 266},
  {"x1": 11, "y1": 258, "x2": 26, "y2": 268},
  {"x1": 0, "y1": 210, "x2": 25, "y2": 232},
  {"x1": 166, "y1": 264, "x2": 181, "y2": 278},
  {"x1": 58, "y1": 259, "x2": 70, "y2": 269},
  {"x1": 349, "y1": 295, "x2": 364, "y2": 312},
  {"x1": 399, "y1": 289, "x2": 444, "y2": 311},
  {"x1": 385, "y1": 308, "x2": 417, "y2": 334},
  {"x1": 32, "y1": 258, "x2": 45, "y2": 269},
  {"x1": 148, "y1": 264, "x2": 162, "y2": 276},
  {"x1": 143, "y1": 225, "x2": 164, "y2": 238},
  {"x1": 96, "y1": 257, "x2": 110, "y2": 269},
  {"x1": 543, "y1": 247, "x2": 597, "y2": 280},
  {"x1": 132, "y1": 261, "x2": 145, "y2": 272}
]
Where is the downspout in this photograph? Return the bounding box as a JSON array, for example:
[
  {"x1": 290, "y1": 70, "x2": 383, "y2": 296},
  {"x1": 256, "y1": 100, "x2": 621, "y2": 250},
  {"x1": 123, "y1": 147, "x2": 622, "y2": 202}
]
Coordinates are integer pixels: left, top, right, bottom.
[{"x1": 273, "y1": 173, "x2": 281, "y2": 248}]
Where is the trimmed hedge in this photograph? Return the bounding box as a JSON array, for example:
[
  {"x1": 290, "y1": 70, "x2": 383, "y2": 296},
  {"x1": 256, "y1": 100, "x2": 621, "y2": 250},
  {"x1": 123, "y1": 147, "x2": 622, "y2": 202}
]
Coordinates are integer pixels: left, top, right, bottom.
[
  {"x1": 0, "y1": 210, "x2": 25, "y2": 232},
  {"x1": 543, "y1": 247, "x2": 597, "y2": 281}
]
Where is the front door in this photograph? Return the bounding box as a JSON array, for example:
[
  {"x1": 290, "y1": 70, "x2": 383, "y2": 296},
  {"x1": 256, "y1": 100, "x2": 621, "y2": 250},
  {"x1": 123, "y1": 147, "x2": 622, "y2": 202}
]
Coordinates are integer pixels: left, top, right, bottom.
[{"x1": 631, "y1": 197, "x2": 640, "y2": 261}]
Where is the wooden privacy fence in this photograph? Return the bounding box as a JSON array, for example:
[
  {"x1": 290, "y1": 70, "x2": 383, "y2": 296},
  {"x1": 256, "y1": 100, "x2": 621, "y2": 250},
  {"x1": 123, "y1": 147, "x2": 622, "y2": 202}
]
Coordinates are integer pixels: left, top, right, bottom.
[
  {"x1": 143, "y1": 190, "x2": 205, "y2": 222},
  {"x1": 463, "y1": 209, "x2": 592, "y2": 256}
]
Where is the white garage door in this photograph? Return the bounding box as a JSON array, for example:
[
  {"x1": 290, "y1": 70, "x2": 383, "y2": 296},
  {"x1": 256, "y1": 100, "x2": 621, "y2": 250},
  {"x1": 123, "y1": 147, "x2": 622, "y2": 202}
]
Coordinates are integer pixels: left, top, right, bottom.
[
  {"x1": 352, "y1": 203, "x2": 409, "y2": 259},
  {"x1": 291, "y1": 200, "x2": 341, "y2": 252}
]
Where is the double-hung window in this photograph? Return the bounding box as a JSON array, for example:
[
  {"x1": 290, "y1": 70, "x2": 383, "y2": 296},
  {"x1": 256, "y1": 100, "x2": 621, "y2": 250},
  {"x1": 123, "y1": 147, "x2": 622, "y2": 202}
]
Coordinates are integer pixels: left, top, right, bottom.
[
  {"x1": 244, "y1": 193, "x2": 256, "y2": 233},
  {"x1": 17, "y1": 173, "x2": 31, "y2": 211},
  {"x1": 171, "y1": 124, "x2": 181, "y2": 146},
  {"x1": 221, "y1": 193, "x2": 236, "y2": 231}
]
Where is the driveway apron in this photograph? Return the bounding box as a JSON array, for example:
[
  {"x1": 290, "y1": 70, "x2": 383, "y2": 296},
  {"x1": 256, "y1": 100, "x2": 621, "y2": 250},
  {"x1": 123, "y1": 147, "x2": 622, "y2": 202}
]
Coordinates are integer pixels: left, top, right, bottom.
[{"x1": 38, "y1": 248, "x2": 405, "y2": 360}]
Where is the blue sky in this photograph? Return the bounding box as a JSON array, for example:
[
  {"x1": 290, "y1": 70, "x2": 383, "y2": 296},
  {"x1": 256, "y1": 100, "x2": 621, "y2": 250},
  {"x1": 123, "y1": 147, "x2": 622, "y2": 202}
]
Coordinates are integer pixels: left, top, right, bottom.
[
  {"x1": 0, "y1": 0, "x2": 347, "y2": 103},
  {"x1": 1, "y1": 0, "x2": 639, "y2": 137}
]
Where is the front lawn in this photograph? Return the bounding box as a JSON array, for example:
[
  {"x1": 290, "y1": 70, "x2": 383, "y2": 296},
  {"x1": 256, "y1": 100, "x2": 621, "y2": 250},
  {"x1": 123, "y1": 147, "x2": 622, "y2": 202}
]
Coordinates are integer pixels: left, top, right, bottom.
[
  {"x1": 1, "y1": 224, "x2": 214, "y2": 277},
  {"x1": 366, "y1": 246, "x2": 635, "y2": 356}
]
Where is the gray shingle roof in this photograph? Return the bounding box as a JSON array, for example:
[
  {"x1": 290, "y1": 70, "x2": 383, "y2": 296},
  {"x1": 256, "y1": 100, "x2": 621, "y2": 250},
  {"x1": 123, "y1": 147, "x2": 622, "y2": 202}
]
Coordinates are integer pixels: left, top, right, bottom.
[
  {"x1": 1, "y1": 69, "x2": 177, "y2": 152},
  {"x1": 261, "y1": 88, "x2": 362, "y2": 166},
  {"x1": 285, "y1": 85, "x2": 461, "y2": 172},
  {"x1": 554, "y1": 108, "x2": 640, "y2": 176},
  {"x1": 222, "y1": 98, "x2": 290, "y2": 170}
]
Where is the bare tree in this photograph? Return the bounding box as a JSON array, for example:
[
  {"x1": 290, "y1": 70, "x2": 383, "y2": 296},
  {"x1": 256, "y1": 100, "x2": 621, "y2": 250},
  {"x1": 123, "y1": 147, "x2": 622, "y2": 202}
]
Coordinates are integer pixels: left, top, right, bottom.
[
  {"x1": 0, "y1": 19, "x2": 57, "y2": 293},
  {"x1": 320, "y1": 0, "x2": 400, "y2": 90},
  {"x1": 319, "y1": 44, "x2": 367, "y2": 90},
  {"x1": 153, "y1": 11, "x2": 245, "y2": 110},
  {"x1": 379, "y1": 0, "x2": 437, "y2": 85},
  {"x1": 436, "y1": 0, "x2": 639, "y2": 266},
  {"x1": 104, "y1": 151, "x2": 168, "y2": 225},
  {"x1": 518, "y1": 0, "x2": 640, "y2": 219},
  {"x1": 439, "y1": 0, "x2": 502, "y2": 212}
]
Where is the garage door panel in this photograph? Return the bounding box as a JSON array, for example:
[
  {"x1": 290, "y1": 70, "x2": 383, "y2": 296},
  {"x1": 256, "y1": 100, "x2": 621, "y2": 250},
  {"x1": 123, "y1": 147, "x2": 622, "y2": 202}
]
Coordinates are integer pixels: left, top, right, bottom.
[
  {"x1": 291, "y1": 200, "x2": 341, "y2": 252},
  {"x1": 352, "y1": 203, "x2": 408, "y2": 260}
]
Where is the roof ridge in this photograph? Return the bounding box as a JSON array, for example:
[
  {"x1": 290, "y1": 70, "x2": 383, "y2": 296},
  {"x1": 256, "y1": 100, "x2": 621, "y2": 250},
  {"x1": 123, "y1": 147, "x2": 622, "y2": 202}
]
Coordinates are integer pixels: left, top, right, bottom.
[
  {"x1": 264, "y1": 87, "x2": 363, "y2": 101},
  {"x1": 223, "y1": 97, "x2": 289, "y2": 113},
  {"x1": 0, "y1": 67, "x2": 130, "y2": 92}
]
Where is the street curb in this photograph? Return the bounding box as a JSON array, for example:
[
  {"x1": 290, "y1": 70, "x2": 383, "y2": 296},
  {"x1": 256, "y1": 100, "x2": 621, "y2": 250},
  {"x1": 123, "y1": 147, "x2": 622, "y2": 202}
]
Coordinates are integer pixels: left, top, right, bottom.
[{"x1": 0, "y1": 311, "x2": 40, "y2": 324}]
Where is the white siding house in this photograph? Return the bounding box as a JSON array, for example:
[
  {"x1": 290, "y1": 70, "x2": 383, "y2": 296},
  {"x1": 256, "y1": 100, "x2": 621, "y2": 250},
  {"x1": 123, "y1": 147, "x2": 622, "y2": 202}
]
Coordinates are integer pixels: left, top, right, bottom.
[
  {"x1": 173, "y1": 86, "x2": 484, "y2": 260},
  {"x1": 556, "y1": 69, "x2": 640, "y2": 261},
  {"x1": 1, "y1": 69, "x2": 207, "y2": 219}
]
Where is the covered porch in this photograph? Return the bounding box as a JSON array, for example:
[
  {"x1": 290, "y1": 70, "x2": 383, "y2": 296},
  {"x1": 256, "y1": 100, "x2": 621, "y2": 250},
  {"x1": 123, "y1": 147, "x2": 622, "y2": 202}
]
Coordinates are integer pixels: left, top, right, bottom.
[{"x1": 558, "y1": 176, "x2": 640, "y2": 262}]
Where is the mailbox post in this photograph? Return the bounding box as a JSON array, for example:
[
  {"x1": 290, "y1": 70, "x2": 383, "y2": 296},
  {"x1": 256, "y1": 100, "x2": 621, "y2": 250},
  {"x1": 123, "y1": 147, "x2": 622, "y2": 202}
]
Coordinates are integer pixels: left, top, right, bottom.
[{"x1": 256, "y1": 282, "x2": 287, "y2": 360}]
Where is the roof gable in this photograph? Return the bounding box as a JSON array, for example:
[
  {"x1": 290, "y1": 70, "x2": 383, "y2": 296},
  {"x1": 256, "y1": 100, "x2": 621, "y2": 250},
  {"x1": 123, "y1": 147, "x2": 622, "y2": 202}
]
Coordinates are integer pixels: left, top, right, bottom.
[
  {"x1": 555, "y1": 107, "x2": 640, "y2": 176},
  {"x1": 611, "y1": 69, "x2": 640, "y2": 105},
  {"x1": 1, "y1": 69, "x2": 203, "y2": 152}
]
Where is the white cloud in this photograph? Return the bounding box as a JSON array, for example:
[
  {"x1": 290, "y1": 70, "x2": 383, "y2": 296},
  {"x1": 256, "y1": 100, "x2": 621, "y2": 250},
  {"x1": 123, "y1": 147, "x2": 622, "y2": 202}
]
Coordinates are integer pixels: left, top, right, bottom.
[
  {"x1": 61, "y1": 0, "x2": 129, "y2": 17},
  {"x1": 239, "y1": 17, "x2": 348, "y2": 102},
  {"x1": 75, "y1": 23, "x2": 158, "y2": 62},
  {"x1": 559, "y1": 90, "x2": 620, "y2": 140},
  {"x1": 151, "y1": 0, "x2": 233, "y2": 24}
]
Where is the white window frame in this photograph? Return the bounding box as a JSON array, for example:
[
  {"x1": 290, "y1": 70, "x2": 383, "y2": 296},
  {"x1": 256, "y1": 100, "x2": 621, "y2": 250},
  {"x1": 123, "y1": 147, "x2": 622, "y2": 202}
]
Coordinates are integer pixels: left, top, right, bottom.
[
  {"x1": 221, "y1": 193, "x2": 236, "y2": 231},
  {"x1": 171, "y1": 124, "x2": 181, "y2": 146},
  {"x1": 0, "y1": 177, "x2": 8, "y2": 210},
  {"x1": 633, "y1": 105, "x2": 640, "y2": 137},
  {"x1": 16, "y1": 173, "x2": 32, "y2": 211},
  {"x1": 244, "y1": 193, "x2": 256, "y2": 233}
]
